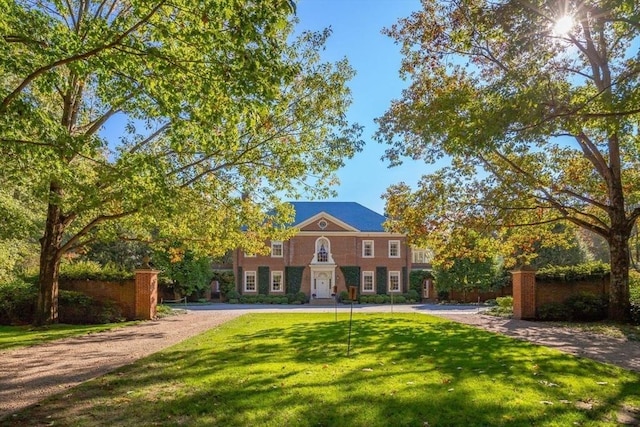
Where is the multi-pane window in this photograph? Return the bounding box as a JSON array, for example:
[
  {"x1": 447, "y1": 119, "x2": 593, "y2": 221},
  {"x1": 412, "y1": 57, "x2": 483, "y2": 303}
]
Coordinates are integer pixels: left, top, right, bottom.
[
  {"x1": 388, "y1": 271, "x2": 401, "y2": 293},
  {"x1": 271, "y1": 271, "x2": 283, "y2": 292},
  {"x1": 316, "y1": 238, "x2": 330, "y2": 262},
  {"x1": 412, "y1": 249, "x2": 433, "y2": 264},
  {"x1": 244, "y1": 271, "x2": 257, "y2": 292},
  {"x1": 271, "y1": 241, "x2": 283, "y2": 257},
  {"x1": 362, "y1": 240, "x2": 374, "y2": 257},
  {"x1": 362, "y1": 271, "x2": 374, "y2": 292},
  {"x1": 389, "y1": 240, "x2": 400, "y2": 258}
]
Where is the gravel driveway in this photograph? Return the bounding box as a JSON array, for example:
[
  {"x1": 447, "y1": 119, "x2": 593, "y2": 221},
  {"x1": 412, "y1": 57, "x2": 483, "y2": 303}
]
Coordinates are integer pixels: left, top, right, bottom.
[{"x1": 1, "y1": 304, "x2": 638, "y2": 421}]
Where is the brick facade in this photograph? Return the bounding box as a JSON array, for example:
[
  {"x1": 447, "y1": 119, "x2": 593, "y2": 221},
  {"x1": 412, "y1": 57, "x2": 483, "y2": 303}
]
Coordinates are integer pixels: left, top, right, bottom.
[{"x1": 234, "y1": 205, "x2": 413, "y2": 299}]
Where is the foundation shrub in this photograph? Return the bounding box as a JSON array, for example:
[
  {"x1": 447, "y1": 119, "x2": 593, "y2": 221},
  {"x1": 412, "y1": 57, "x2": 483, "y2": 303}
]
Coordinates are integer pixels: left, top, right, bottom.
[
  {"x1": 564, "y1": 293, "x2": 607, "y2": 321},
  {"x1": 538, "y1": 302, "x2": 571, "y2": 321}
]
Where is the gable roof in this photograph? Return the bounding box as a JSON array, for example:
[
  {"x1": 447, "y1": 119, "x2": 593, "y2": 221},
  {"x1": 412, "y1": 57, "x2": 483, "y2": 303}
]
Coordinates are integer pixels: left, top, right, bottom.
[{"x1": 289, "y1": 201, "x2": 387, "y2": 232}]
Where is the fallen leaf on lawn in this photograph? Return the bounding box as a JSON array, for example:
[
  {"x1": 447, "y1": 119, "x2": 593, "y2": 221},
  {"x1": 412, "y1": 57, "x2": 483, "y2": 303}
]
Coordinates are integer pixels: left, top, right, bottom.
[
  {"x1": 540, "y1": 401, "x2": 554, "y2": 405},
  {"x1": 362, "y1": 368, "x2": 373, "y2": 372},
  {"x1": 596, "y1": 381, "x2": 608, "y2": 385}
]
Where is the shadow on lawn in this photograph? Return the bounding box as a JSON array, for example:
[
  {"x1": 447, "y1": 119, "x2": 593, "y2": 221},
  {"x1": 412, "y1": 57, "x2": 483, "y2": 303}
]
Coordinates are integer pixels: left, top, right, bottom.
[{"x1": 4, "y1": 313, "x2": 639, "y2": 427}]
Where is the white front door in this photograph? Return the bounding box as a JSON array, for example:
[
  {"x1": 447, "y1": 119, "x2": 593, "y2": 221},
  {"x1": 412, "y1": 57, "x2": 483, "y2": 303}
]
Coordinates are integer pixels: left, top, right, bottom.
[{"x1": 314, "y1": 272, "x2": 332, "y2": 298}]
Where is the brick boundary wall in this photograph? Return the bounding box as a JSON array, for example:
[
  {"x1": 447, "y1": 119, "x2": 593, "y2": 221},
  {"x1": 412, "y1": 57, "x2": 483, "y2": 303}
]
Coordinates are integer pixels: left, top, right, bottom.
[
  {"x1": 511, "y1": 267, "x2": 610, "y2": 320},
  {"x1": 59, "y1": 269, "x2": 159, "y2": 320}
]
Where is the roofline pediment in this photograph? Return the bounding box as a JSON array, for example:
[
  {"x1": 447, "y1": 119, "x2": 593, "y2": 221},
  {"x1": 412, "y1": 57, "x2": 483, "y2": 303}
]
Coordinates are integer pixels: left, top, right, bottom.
[{"x1": 295, "y1": 211, "x2": 360, "y2": 232}]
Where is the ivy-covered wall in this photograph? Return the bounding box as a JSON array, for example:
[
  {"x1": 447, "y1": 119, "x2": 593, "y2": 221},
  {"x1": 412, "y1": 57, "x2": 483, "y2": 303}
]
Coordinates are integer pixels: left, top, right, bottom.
[
  {"x1": 258, "y1": 266, "x2": 270, "y2": 295},
  {"x1": 285, "y1": 266, "x2": 305, "y2": 294},
  {"x1": 237, "y1": 266, "x2": 243, "y2": 295},
  {"x1": 376, "y1": 266, "x2": 387, "y2": 295},
  {"x1": 340, "y1": 266, "x2": 361, "y2": 291},
  {"x1": 402, "y1": 267, "x2": 408, "y2": 293},
  {"x1": 410, "y1": 270, "x2": 432, "y2": 296}
]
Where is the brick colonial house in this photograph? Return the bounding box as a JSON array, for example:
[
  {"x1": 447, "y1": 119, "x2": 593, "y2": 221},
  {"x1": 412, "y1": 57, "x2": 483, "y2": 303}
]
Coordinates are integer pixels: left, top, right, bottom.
[{"x1": 233, "y1": 201, "x2": 432, "y2": 301}]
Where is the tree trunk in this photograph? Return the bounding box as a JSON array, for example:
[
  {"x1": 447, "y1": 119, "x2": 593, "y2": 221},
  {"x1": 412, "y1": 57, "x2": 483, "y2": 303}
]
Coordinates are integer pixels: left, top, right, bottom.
[
  {"x1": 33, "y1": 183, "x2": 65, "y2": 326},
  {"x1": 608, "y1": 232, "x2": 631, "y2": 322}
]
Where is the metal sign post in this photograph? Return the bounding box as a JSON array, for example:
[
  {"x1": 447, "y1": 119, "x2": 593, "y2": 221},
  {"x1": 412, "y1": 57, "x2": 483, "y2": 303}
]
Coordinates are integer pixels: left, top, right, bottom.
[{"x1": 347, "y1": 286, "x2": 357, "y2": 357}]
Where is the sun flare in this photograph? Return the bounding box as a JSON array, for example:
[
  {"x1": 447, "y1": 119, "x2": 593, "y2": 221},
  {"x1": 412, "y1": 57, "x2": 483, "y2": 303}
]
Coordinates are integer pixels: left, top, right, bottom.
[{"x1": 553, "y1": 15, "x2": 575, "y2": 36}]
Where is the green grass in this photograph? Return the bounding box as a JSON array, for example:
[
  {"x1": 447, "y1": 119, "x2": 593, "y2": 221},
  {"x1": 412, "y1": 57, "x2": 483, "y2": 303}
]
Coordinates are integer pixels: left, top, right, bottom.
[
  {"x1": 5, "y1": 313, "x2": 640, "y2": 426},
  {"x1": 0, "y1": 322, "x2": 136, "y2": 351}
]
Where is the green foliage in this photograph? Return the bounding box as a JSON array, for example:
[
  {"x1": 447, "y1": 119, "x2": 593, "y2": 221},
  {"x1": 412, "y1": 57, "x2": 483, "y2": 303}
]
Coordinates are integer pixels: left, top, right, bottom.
[
  {"x1": 236, "y1": 267, "x2": 243, "y2": 295},
  {"x1": 488, "y1": 296, "x2": 514, "y2": 317},
  {"x1": 285, "y1": 267, "x2": 304, "y2": 295},
  {"x1": 1, "y1": 1, "x2": 363, "y2": 324},
  {"x1": 377, "y1": 0, "x2": 640, "y2": 321},
  {"x1": 496, "y1": 296, "x2": 513, "y2": 310},
  {"x1": 286, "y1": 292, "x2": 308, "y2": 304},
  {"x1": 434, "y1": 256, "x2": 503, "y2": 293},
  {"x1": 338, "y1": 290, "x2": 350, "y2": 302},
  {"x1": 375, "y1": 267, "x2": 387, "y2": 295},
  {"x1": 258, "y1": 266, "x2": 270, "y2": 295},
  {"x1": 59, "y1": 260, "x2": 133, "y2": 282},
  {"x1": 152, "y1": 249, "x2": 212, "y2": 297},
  {"x1": 0, "y1": 279, "x2": 37, "y2": 324},
  {"x1": 212, "y1": 271, "x2": 235, "y2": 299},
  {"x1": 536, "y1": 262, "x2": 610, "y2": 282},
  {"x1": 538, "y1": 294, "x2": 607, "y2": 322},
  {"x1": 629, "y1": 271, "x2": 640, "y2": 304},
  {"x1": 81, "y1": 240, "x2": 150, "y2": 271},
  {"x1": 410, "y1": 270, "x2": 431, "y2": 297},
  {"x1": 537, "y1": 302, "x2": 572, "y2": 321},
  {"x1": 58, "y1": 291, "x2": 125, "y2": 324},
  {"x1": 339, "y1": 266, "x2": 360, "y2": 288}
]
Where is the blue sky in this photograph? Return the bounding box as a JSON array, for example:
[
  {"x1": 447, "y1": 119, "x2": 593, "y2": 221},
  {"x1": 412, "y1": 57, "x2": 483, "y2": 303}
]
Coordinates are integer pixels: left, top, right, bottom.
[{"x1": 294, "y1": 0, "x2": 426, "y2": 215}]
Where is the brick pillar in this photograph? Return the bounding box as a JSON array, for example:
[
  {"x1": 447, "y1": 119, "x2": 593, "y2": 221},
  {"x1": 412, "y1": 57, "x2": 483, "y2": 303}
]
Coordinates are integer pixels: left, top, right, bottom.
[
  {"x1": 511, "y1": 266, "x2": 536, "y2": 320},
  {"x1": 134, "y1": 269, "x2": 159, "y2": 320}
]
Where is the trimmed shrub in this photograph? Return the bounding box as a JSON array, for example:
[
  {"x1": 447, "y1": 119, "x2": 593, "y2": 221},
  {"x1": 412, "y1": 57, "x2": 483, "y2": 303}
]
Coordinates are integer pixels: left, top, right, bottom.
[
  {"x1": 538, "y1": 302, "x2": 571, "y2": 321},
  {"x1": 395, "y1": 295, "x2": 406, "y2": 303},
  {"x1": 226, "y1": 290, "x2": 240, "y2": 300},
  {"x1": 564, "y1": 293, "x2": 607, "y2": 321},
  {"x1": 407, "y1": 289, "x2": 420, "y2": 301},
  {"x1": 58, "y1": 291, "x2": 124, "y2": 324},
  {"x1": 496, "y1": 296, "x2": 513, "y2": 309},
  {"x1": 339, "y1": 290, "x2": 349, "y2": 302},
  {"x1": 374, "y1": 295, "x2": 385, "y2": 304},
  {"x1": 359, "y1": 295, "x2": 370, "y2": 304}
]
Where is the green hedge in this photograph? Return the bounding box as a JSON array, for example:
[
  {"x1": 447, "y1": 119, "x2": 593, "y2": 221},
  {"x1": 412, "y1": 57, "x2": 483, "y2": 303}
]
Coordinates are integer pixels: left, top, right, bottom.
[
  {"x1": 258, "y1": 266, "x2": 270, "y2": 295},
  {"x1": 410, "y1": 270, "x2": 432, "y2": 297},
  {"x1": 536, "y1": 262, "x2": 610, "y2": 281},
  {"x1": 285, "y1": 266, "x2": 305, "y2": 294},
  {"x1": 376, "y1": 267, "x2": 387, "y2": 295}
]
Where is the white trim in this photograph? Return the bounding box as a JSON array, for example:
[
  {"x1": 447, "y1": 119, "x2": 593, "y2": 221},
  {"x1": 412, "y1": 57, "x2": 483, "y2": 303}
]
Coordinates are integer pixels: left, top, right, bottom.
[
  {"x1": 388, "y1": 240, "x2": 401, "y2": 258},
  {"x1": 361, "y1": 271, "x2": 375, "y2": 293},
  {"x1": 297, "y1": 231, "x2": 404, "y2": 237},
  {"x1": 244, "y1": 271, "x2": 257, "y2": 292},
  {"x1": 271, "y1": 270, "x2": 283, "y2": 292},
  {"x1": 271, "y1": 241, "x2": 283, "y2": 257},
  {"x1": 362, "y1": 240, "x2": 374, "y2": 258},
  {"x1": 295, "y1": 212, "x2": 360, "y2": 232},
  {"x1": 388, "y1": 271, "x2": 401, "y2": 293},
  {"x1": 311, "y1": 236, "x2": 335, "y2": 264},
  {"x1": 310, "y1": 265, "x2": 336, "y2": 298}
]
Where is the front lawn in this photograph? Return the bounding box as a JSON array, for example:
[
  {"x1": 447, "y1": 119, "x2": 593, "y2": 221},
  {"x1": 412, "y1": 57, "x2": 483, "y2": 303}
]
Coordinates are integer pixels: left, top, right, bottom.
[
  {"x1": 0, "y1": 322, "x2": 136, "y2": 351},
  {"x1": 5, "y1": 313, "x2": 640, "y2": 426}
]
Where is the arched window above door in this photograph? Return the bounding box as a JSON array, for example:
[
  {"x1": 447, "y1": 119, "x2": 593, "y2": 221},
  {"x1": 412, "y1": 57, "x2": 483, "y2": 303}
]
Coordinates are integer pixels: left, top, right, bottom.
[{"x1": 311, "y1": 237, "x2": 334, "y2": 264}]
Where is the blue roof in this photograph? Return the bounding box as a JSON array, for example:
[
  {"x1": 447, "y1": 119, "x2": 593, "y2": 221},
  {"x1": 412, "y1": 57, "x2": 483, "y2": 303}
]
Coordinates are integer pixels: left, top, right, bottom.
[{"x1": 289, "y1": 201, "x2": 387, "y2": 232}]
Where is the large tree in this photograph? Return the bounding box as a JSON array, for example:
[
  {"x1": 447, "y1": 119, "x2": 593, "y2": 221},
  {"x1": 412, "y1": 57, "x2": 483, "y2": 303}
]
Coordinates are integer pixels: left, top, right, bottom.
[
  {"x1": 1, "y1": 1, "x2": 363, "y2": 325},
  {"x1": 376, "y1": 0, "x2": 640, "y2": 320}
]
